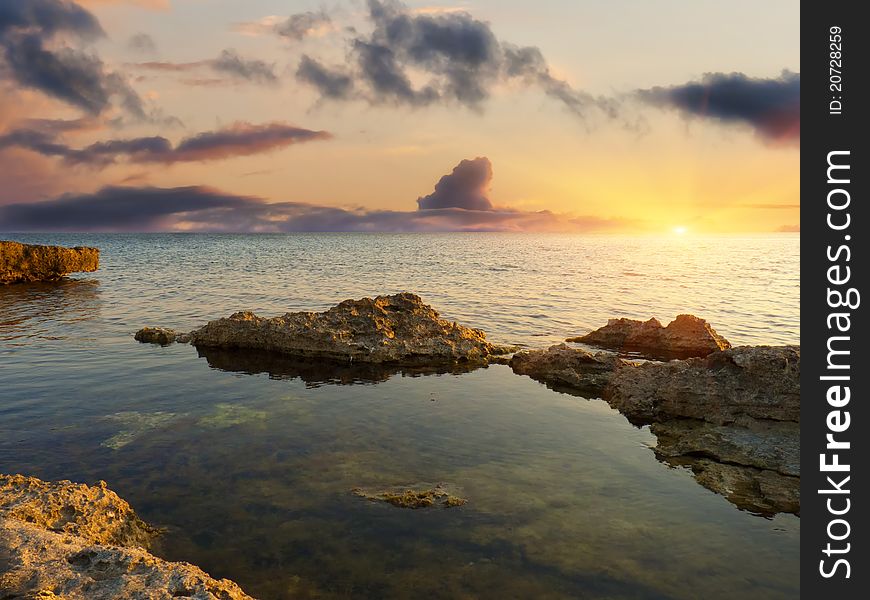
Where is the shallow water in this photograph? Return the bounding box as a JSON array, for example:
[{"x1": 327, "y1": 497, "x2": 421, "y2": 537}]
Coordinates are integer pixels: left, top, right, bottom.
[{"x1": 0, "y1": 233, "x2": 799, "y2": 599}]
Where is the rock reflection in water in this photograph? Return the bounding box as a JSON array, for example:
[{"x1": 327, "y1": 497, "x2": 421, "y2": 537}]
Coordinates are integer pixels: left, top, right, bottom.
[
  {"x1": 196, "y1": 346, "x2": 487, "y2": 387},
  {"x1": 0, "y1": 279, "x2": 101, "y2": 344},
  {"x1": 650, "y1": 419, "x2": 800, "y2": 517}
]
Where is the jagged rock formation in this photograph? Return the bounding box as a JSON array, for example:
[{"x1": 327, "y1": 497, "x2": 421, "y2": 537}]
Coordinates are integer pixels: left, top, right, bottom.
[
  {"x1": 567, "y1": 314, "x2": 731, "y2": 359},
  {"x1": 136, "y1": 293, "x2": 514, "y2": 364},
  {"x1": 0, "y1": 474, "x2": 254, "y2": 599},
  {"x1": 1, "y1": 241, "x2": 99, "y2": 284},
  {"x1": 508, "y1": 344, "x2": 800, "y2": 516}
]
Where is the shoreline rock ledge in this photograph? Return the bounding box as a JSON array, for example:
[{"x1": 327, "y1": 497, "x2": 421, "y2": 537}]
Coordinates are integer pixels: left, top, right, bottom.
[
  {"x1": 136, "y1": 292, "x2": 515, "y2": 364},
  {"x1": 1, "y1": 240, "x2": 99, "y2": 284},
  {"x1": 0, "y1": 473, "x2": 254, "y2": 599}
]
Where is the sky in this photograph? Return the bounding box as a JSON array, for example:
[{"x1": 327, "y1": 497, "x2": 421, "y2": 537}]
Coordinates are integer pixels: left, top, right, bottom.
[{"x1": 0, "y1": 0, "x2": 800, "y2": 233}]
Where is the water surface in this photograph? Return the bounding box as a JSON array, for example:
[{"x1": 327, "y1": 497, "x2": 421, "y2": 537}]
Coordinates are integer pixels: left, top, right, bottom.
[{"x1": 0, "y1": 233, "x2": 799, "y2": 599}]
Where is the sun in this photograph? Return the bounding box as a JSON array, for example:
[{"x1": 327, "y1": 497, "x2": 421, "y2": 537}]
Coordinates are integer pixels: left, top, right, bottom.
[{"x1": 672, "y1": 226, "x2": 688, "y2": 235}]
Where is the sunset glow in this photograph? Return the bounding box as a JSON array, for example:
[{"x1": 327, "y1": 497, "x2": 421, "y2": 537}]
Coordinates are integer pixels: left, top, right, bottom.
[{"x1": 0, "y1": 0, "x2": 799, "y2": 233}]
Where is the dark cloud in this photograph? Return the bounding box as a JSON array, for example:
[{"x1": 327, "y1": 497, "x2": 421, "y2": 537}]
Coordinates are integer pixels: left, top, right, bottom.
[
  {"x1": 296, "y1": 0, "x2": 610, "y2": 118},
  {"x1": 0, "y1": 156, "x2": 634, "y2": 232},
  {"x1": 275, "y1": 10, "x2": 331, "y2": 41},
  {"x1": 211, "y1": 49, "x2": 277, "y2": 85},
  {"x1": 0, "y1": 0, "x2": 147, "y2": 117},
  {"x1": 296, "y1": 55, "x2": 354, "y2": 100},
  {"x1": 417, "y1": 157, "x2": 493, "y2": 210},
  {"x1": 637, "y1": 71, "x2": 800, "y2": 143},
  {"x1": 0, "y1": 185, "x2": 630, "y2": 232},
  {"x1": 127, "y1": 32, "x2": 157, "y2": 54},
  {"x1": 133, "y1": 50, "x2": 278, "y2": 85},
  {"x1": 0, "y1": 0, "x2": 103, "y2": 38},
  {"x1": 352, "y1": 39, "x2": 438, "y2": 105},
  {"x1": 0, "y1": 122, "x2": 332, "y2": 166}
]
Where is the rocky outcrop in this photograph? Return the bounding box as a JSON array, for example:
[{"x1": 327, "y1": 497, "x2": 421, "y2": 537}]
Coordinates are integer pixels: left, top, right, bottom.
[
  {"x1": 134, "y1": 327, "x2": 188, "y2": 345},
  {"x1": 606, "y1": 345, "x2": 800, "y2": 425},
  {"x1": 0, "y1": 474, "x2": 254, "y2": 600},
  {"x1": 508, "y1": 344, "x2": 800, "y2": 516},
  {"x1": 509, "y1": 343, "x2": 625, "y2": 395},
  {"x1": 1, "y1": 241, "x2": 99, "y2": 284},
  {"x1": 567, "y1": 314, "x2": 731, "y2": 359},
  {"x1": 137, "y1": 293, "x2": 514, "y2": 365},
  {"x1": 0, "y1": 474, "x2": 157, "y2": 548}
]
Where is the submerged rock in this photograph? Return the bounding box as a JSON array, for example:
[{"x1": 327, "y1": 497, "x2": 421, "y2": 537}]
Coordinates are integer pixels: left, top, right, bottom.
[
  {"x1": 1, "y1": 240, "x2": 99, "y2": 284},
  {"x1": 138, "y1": 293, "x2": 515, "y2": 365},
  {"x1": 0, "y1": 474, "x2": 254, "y2": 600},
  {"x1": 567, "y1": 314, "x2": 730, "y2": 359},
  {"x1": 509, "y1": 344, "x2": 625, "y2": 396},
  {"x1": 352, "y1": 484, "x2": 467, "y2": 509},
  {"x1": 606, "y1": 345, "x2": 800, "y2": 425}
]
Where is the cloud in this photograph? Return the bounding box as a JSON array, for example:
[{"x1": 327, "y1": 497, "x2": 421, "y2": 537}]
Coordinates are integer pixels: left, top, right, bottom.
[
  {"x1": 0, "y1": 121, "x2": 332, "y2": 166},
  {"x1": 636, "y1": 71, "x2": 800, "y2": 143},
  {"x1": 0, "y1": 185, "x2": 630, "y2": 232},
  {"x1": 78, "y1": 0, "x2": 169, "y2": 9},
  {"x1": 295, "y1": 0, "x2": 611, "y2": 119},
  {"x1": 275, "y1": 10, "x2": 332, "y2": 41},
  {"x1": 417, "y1": 156, "x2": 493, "y2": 210},
  {"x1": 232, "y1": 11, "x2": 332, "y2": 40},
  {"x1": 127, "y1": 32, "x2": 157, "y2": 54},
  {"x1": 0, "y1": 0, "x2": 147, "y2": 117},
  {"x1": 132, "y1": 49, "x2": 278, "y2": 85},
  {"x1": 211, "y1": 49, "x2": 277, "y2": 85},
  {"x1": 777, "y1": 224, "x2": 800, "y2": 233},
  {"x1": 295, "y1": 55, "x2": 354, "y2": 100},
  {"x1": 0, "y1": 156, "x2": 634, "y2": 232}
]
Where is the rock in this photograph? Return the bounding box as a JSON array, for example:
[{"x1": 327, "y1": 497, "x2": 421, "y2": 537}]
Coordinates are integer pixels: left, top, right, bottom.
[
  {"x1": 567, "y1": 314, "x2": 730, "y2": 359},
  {"x1": 0, "y1": 474, "x2": 255, "y2": 600},
  {"x1": 0, "y1": 520, "x2": 255, "y2": 600},
  {"x1": 606, "y1": 345, "x2": 800, "y2": 425},
  {"x1": 0, "y1": 474, "x2": 157, "y2": 548},
  {"x1": 508, "y1": 344, "x2": 626, "y2": 395},
  {"x1": 657, "y1": 457, "x2": 800, "y2": 517},
  {"x1": 507, "y1": 344, "x2": 801, "y2": 516},
  {"x1": 650, "y1": 418, "x2": 800, "y2": 516},
  {"x1": 1, "y1": 241, "x2": 99, "y2": 284},
  {"x1": 352, "y1": 484, "x2": 467, "y2": 509},
  {"x1": 134, "y1": 327, "x2": 182, "y2": 345},
  {"x1": 650, "y1": 419, "x2": 799, "y2": 477},
  {"x1": 160, "y1": 293, "x2": 514, "y2": 364}
]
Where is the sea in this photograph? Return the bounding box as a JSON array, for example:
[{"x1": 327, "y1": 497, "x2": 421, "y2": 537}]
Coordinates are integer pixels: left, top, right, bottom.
[{"x1": 0, "y1": 233, "x2": 800, "y2": 599}]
